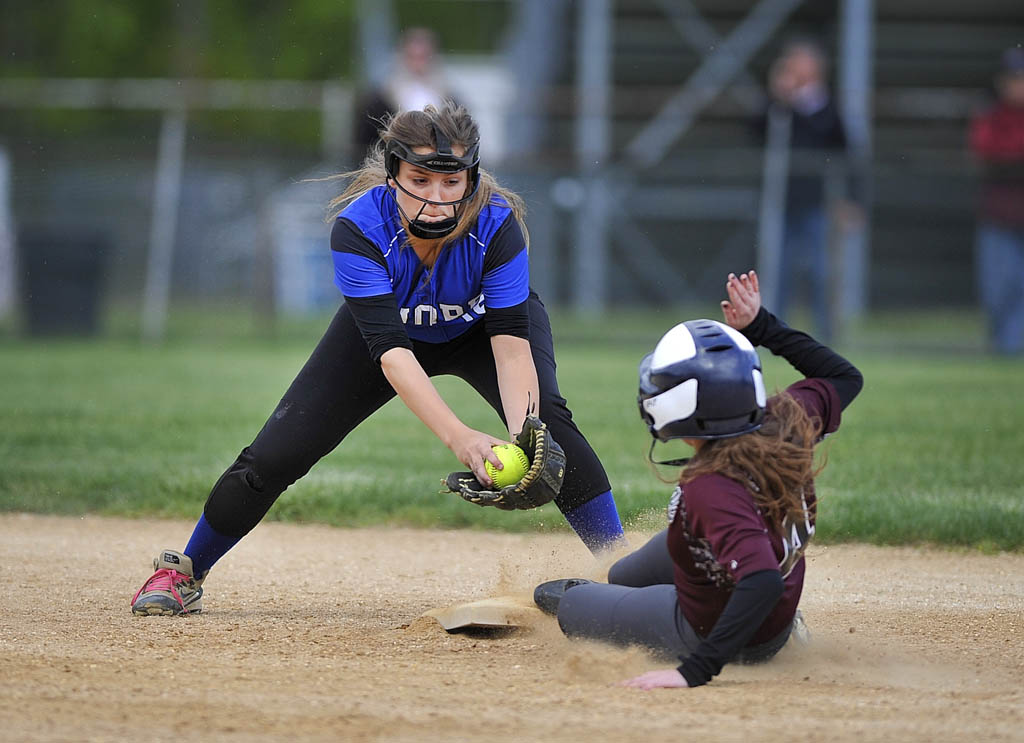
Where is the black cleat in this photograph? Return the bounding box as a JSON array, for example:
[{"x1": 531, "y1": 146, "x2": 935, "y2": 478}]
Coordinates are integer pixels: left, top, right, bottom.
[{"x1": 533, "y1": 578, "x2": 594, "y2": 616}]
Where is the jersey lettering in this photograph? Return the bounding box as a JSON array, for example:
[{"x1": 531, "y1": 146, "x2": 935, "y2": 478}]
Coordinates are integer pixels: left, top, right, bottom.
[
  {"x1": 400, "y1": 295, "x2": 487, "y2": 327},
  {"x1": 413, "y1": 305, "x2": 438, "y2": 327},
  {"x1": 778, "y1": 493, "x2": 815, "y2": 578},
  {"x1": 440, "y1": 303, "x2": 464, "y2": 322},
  {"x1": 666, "y1": 485, "x2": 682, "y2": 524}
]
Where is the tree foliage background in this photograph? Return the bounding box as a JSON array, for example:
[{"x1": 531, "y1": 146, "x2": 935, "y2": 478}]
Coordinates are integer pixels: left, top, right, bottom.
[{"x1": 1, "y1": 0, "x2": 510, "y2": 149}]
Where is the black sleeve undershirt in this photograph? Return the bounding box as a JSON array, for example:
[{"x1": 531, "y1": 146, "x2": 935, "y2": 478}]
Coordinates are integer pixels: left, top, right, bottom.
[
  {"x1": 344, "y1": 294, "x2": 412, "y2": 363},
  {"x1": 677, "y1": 569, "x2": 785, "y2": 687},
  {"x1": 739, "y1": 307, "x2": 863, "y2": 410},
  {"x1": 484, "y1": 299, "x2": 530, "y2": 340}
]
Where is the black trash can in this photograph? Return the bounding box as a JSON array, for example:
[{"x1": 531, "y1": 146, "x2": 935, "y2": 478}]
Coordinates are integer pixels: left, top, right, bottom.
[{"x1": 17, "y1": 228, "x2": 108, "y2": 337}]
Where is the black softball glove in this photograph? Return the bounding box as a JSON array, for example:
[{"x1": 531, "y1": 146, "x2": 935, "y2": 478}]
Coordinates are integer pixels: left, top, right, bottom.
[{"x1": 443, "y1": 416, "x2": 566, "y2": 510}]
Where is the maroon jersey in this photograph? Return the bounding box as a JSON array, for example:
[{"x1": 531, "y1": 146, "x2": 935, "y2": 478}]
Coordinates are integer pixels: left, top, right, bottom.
[
  {"x1": 969, "y1": 102, "x2": 1024, "y2": 229},
  {"x1": 666, "y1": 378, "x2": 842, "y2": 645}
]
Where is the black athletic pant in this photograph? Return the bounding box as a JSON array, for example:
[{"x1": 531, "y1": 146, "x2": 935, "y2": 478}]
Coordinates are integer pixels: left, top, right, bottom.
[{"x1": 203, "y1": 292, "x2": 611, "y2": 538}]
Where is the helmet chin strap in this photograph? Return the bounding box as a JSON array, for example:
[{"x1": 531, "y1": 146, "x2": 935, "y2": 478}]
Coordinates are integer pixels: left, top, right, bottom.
[{"x1": 646, "y1": 438, "x2": 691, "y2": 468}]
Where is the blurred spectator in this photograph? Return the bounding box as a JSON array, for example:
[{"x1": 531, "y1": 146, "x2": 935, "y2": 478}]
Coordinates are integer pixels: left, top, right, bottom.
[
  {"x1": 353, "y1": 28, "x2": 459, "y2": 156},
  {"x1": 756, "y1": 39, "x2": 860, "y2": 343},
  {"x1": 968, "y1": 48, "x2": 1024, "y2": 356}
]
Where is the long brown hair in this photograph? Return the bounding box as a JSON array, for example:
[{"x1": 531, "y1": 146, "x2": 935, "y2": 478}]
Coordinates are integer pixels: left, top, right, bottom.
[
  {"x1": 681, "y1": 392, "x2": 824, "y2": 528},
  {"x1": 326, "y1": 103, "x2": 529, "y2": 248}
]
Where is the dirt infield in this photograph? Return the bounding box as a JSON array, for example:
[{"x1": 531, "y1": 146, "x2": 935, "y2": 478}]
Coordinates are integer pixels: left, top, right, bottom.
[{"x1": 1, "y1": 514, "x2": 1022, "y2": 743}]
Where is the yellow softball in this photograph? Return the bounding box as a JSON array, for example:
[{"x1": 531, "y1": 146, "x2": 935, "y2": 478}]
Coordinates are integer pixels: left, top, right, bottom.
[{"x1": 484, "y1": 443, "x2": 530, "y2": 488}]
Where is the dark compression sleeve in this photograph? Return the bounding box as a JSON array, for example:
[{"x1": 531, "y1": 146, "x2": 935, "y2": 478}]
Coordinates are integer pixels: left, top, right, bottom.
[
  {"x1": 740, "y1": 308, "x2": 863, "y2": 409},
  {"x1": 677, "y1": 569, "x2": 785, "y2": 688},
  {"x1": 483, "y1": 298, "x2": 530, "y2": 339},
  {"x1": 344, "y1": 294, "x2": 412, "y2": 363}
]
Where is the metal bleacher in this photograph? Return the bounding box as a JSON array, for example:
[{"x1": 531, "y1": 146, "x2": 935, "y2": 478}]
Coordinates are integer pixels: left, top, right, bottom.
[
  {"x1": 870, "y1": 0, "x2": 1023, "y2": 308},
  {"x1": 537, "y1": 0, "x2": 1024, "y2": 312}
]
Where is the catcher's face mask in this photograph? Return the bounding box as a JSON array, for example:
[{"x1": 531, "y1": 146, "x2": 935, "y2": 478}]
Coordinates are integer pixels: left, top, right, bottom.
[{"x1": 384, "y1": 123, "x2": 481, "y2": 239}]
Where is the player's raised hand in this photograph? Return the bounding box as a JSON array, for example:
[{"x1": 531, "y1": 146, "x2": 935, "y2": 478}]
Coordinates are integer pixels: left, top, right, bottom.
[{"x1": 721, "y1": 270, "x2": 761, "y2": 330}]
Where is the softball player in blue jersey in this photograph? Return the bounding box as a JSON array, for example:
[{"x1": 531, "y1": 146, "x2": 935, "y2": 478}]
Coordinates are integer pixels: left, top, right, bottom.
[{"x1": 131, "y1": 103, "x2": 626, "y2": 616}]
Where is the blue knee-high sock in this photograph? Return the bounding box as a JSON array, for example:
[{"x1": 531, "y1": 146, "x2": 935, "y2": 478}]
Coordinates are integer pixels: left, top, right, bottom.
[
  {"x1": 184, "y1": 514, "x2": 241, "y2": 578},
  {"x1": 562, "y1": 491, "x2": 625, "y2": 554}
]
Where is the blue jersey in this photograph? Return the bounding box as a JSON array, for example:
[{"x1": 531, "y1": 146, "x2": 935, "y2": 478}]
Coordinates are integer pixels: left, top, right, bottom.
[{"x1": 331, "y1": 185, "x2": 529, "y2": 344}]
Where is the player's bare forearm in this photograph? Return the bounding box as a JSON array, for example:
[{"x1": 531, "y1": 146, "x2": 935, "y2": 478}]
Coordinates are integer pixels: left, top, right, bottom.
[
  {"x1": 380, "y1": 347, "x2": 503, "y2": 483},
  {"x1": 490, "y1": 334, "x2": 539, "y2": 438},
  {"x1": 380, "y1": 348, "x2": 463, "y2": 442}
]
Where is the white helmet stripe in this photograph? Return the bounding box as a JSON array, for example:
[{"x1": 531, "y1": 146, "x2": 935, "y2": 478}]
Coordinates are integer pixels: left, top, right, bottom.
[
  {"x1": 642, "y1": 378, "x2": 698, "y2": 432},
  {"x1": 719, "y1": 324, "x2": 756, "y2": 352},
  {"x1": 651, "y1": 323, "x2": 697, "y2": 371},
  {"x1": 752, "y1": 368, "x2": 766, "y2": 407}
]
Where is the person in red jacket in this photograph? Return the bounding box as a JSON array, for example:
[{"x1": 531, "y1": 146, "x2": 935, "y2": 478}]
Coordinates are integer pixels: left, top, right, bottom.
[
  {"x1": 969, "y1": 48, "x2": 1024, "y2": 355},
  {"x1": 534, "y1": 271, "x2": 863, "y2": 689}
]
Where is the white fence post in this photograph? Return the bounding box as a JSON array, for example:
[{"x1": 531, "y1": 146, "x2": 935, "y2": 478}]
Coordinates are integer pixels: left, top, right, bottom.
[
  {"x1": 0, "y1": 147, "x2": 13, "y2": 322},
  {"x1": 142, "y1": 108, "x2": 187, "y2": 343}
]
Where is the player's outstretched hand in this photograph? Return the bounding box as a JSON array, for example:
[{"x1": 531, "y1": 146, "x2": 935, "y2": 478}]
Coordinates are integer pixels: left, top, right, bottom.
[
  {"x1": 721, "y1": 270, "x2": 761, "y2": 330},
  {"x1": 617, "y1": 668, "x2": 690, "y2": 690},
  {"x1": 450, "y1": 427, "x2": 508, "y2": 487},
  {"x1": 443, "y1": 416, "x2": 565, "y2": 511}
]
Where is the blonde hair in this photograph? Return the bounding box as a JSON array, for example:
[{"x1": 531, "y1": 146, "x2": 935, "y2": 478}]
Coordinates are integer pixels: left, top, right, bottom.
[
  {"x1": 327, "y1": 103, "x2": 529, "y2": 248},
  {"x1": 681, "y1": 392, "x2": 825, "y2": 528}
]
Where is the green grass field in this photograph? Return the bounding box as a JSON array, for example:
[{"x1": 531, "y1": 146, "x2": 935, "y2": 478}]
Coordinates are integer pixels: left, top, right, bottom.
[{"x1": 2, "y1": 305, "x2": 1022, "y2": 551}]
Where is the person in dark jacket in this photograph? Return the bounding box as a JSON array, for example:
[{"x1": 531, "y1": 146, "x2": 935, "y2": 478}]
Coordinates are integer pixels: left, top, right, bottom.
[{"x1": 757, "y1": 40, "x2": 860, "y2": 343}]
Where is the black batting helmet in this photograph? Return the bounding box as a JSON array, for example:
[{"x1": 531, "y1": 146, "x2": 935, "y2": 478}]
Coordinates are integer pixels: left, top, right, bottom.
[{"x1": 638, "y1": 319, "x2": 766, "y2": 441}]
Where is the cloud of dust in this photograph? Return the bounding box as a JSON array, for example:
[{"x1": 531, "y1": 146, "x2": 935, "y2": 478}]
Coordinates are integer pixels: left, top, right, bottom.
[
  {"x1": 481, "y1": 529, "x2": 673, "y2": 684},
  {"x1": 482, "y1": 529, "x2": 995, "y2": 693},
  {"x1": 557, "y1": 640, "x2": 661, "y2": 686},
  {"x1": 731, "y1": 627, "x2": 989, "y2": 693},
  {"x1": 491, "y1": 528, "x2": 663, "y2": 596}
]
